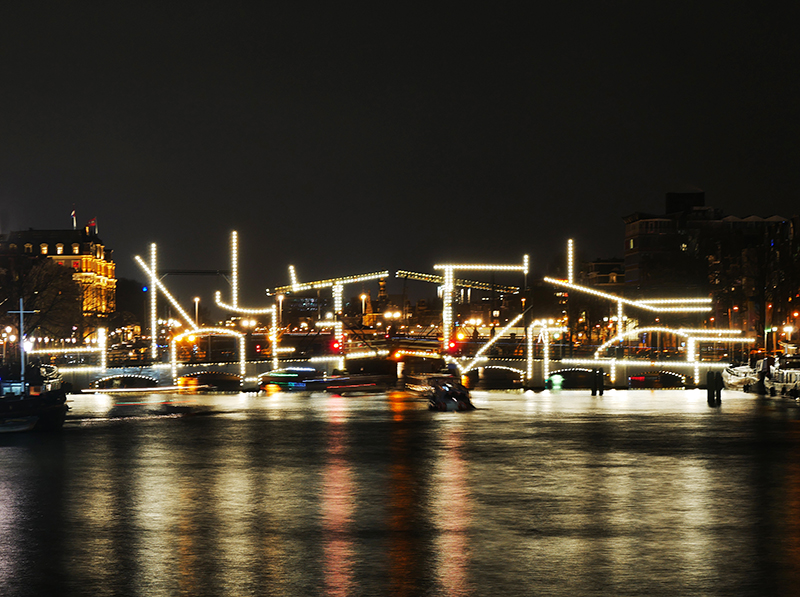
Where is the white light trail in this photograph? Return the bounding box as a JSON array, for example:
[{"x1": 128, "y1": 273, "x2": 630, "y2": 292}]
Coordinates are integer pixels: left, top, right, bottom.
[
  {"x1": 214, "y1": 291, "x2": 274, "y2": 314},
  {"x1": 544, "y1": 277, "x2": 713, "y2": 312},
  {"x1": 394, "y1": 270, "x2": 519, "y2": 293},
  {"x1": 461, "y1": 313, "x2": 524, "y2": 372},
  {"x1": 275, "y1": 270, "x2": 389, "y2": 294},
  {"x1": 135, "y1": 255, "x2": 199, "y2": 331},
  {"x1": 594, "y1": 326, "x2": 753, "y2": 358}
]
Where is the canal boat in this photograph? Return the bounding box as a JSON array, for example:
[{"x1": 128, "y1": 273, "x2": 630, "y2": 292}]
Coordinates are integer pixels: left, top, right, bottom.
[
  {"x1": 407, "y1": 374, "x2": 474, "y2": 411},
  {"x1": 0, "y1": 364, "x2": 69, "y2": 432},
  {"x1": 258, "y1": 367, "x2": 321, "y2": 391},
  {"x1": 305, "y1": 373, "x2": 396, "y2": 394},
  {"x1": 427, "y1": 376, "x2": 474, "y2": 411}
]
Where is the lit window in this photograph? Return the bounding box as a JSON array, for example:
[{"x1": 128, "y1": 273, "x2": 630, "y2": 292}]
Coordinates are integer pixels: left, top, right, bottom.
[
  {"x1": 56, "y1": 243, "x2": 64, "y2": 255},
  {"x1": 72, "y1": 244, "x2": 80, "y2": 254},
  {"x1": 40, "y1": 244, "x2": 48, "y2": 255}
]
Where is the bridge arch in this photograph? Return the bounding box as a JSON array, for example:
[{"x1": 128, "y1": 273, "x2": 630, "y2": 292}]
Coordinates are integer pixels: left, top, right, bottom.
[
  {"x1": 92, "y1": 373, "x2": 160, "y2": 390},
  {"x1": 547, "y1": 367, "x2": 604, "y2": 389},
  {"x1": 170, "y1": 327, "x2": 246, "y2": 384}
]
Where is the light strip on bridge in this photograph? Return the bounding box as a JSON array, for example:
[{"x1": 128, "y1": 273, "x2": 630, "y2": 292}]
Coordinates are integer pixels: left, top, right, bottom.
[
  {"x1": 395, "y1": 270, "x2": 519, "y2": 293},
  {"x1": 135, "y1": 255, "x2": 199, "y2": 331},
  {"x1": 460, "y1": 312, "x2": 524, "y2": 373},
  {"x1": 594, "y1": 326, "x2": 754, "y2": 358},
  {"x1": 215, "y1": 290, "x2": 274, "y2": 314},
  {"x1": 544, "y1": 277, "x2": 712, "y2": 312},
  {"x1": 274, "y1": 270, "x2": 389, "y2": 294},
  {"x1": 434, "y1": 263, "x2": 528, "y2": 272},
  {"x1": 170, "y1": 327, "x2": 246, "y2": 384},
  {"x1": 150, "y1": 243, "x2": 157, "y2": 359},
  {"x1": 562, "y1": 357, "x2": 730, "y2": 370}
]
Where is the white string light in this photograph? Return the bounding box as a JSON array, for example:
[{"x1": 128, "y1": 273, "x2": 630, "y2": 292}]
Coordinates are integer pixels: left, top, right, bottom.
[
  {"x1": 544, "y1": 277, "x2": 712, "y2": 312},
  {"x1": 135, "y1": 255, "x2": 199, "y2": 331},
  {"x1": 567, "y1": 239, "x2": 574, "y2": 284},
  {"x1": 214, "y1": 291, "x2": 274, "y2": 314},
  {"x1": 275, "y1": 270, "x2": 389, "y2": 294},
  {"x1": 442, "y1": 267, "x2": 454, "y2": 350},
  {"x1": 594, "y1": 326, "x2": 752, "y2": 358},
  {"x1": 231, "y1": 230, "x2": 238, "y2": 308},
  {"x1": 460, "y1": 313, "x2": 524, "y2": 373},
  {"x1": 395, "y1": 270, "x2": 519, "y2": 293},
  {"x1": 270, "y1": 305, "x2": 278, "y2": 369},
  {"x1": 150, "y1": 243, "x2": 157, "y2": 359},
  {"x1": 170, "y1": 327, "x2": 246, "y2": 384}
]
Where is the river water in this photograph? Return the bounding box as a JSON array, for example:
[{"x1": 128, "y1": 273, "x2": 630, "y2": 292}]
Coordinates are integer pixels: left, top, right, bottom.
[{"x1": 2, "y1": 388, "x2": 800, "y2": 596}]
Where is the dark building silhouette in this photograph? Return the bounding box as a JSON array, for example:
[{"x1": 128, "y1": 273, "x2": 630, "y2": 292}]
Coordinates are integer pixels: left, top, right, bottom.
[{"x1": 623, "y1": 191, "x2": 795, "y2": 337}]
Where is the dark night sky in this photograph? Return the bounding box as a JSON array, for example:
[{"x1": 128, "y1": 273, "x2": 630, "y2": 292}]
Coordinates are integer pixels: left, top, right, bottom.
[{"x1": 2, "y1": 2, "x2": 799, "y2": 307}]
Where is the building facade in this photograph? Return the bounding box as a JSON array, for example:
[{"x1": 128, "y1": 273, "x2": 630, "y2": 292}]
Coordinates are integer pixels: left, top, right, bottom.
[
  {"x1": 0, "y1": 227, "x2": 116, "y2": 323},
  {"x1": 623, "y1": 191, "x2": 795, "y2": 339}
]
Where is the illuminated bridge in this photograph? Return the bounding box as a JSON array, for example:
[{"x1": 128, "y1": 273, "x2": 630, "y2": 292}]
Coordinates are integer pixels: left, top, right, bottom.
[{"x1": 25, "y1": 234, "x2": 756, "y2": 392}]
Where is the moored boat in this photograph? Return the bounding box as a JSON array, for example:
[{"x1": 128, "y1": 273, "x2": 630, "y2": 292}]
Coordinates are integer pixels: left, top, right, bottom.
[
  {"x1": 1, "y1": 364, "x2": 69, "y2": 432},
  {"x1": 722, "y1": 365, "x2": 759, "y2": 390}
]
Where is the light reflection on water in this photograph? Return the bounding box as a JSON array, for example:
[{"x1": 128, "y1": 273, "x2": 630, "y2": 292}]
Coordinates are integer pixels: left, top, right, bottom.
[{"x1": 1, "y1": 388, "x2": 800, "y2": 596}]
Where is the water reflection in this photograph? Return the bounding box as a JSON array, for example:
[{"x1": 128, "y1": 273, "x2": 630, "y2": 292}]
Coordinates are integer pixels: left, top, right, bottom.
[
  {"x1": 322, "y1": 394, "x2": 354, "y2": 596},
  {"x1": 431, "y1": 421, "x2": 472, "y2": 596},
  {"x1": 387, "y1": 391, "x2": 424, "y2": 596},
  {"x1": 3, "y1": 390, "x2": 800, "y2": 596}
]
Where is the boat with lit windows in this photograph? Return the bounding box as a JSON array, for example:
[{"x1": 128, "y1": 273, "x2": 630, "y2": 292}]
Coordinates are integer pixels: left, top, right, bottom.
[
  {"x1": 258, "y1": 367, "x2": 321, "y2": 391},
  {"x1": 0, "y1": 364, "x2": 69, "y2": 432}
]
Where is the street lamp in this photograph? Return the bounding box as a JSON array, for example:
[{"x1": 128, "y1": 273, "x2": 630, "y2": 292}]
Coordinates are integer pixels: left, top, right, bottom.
[
  {"x1": 360, "y1": 294, "x2": 366, "y2": 314},
  {"x1": 277, "y1": 294, "x2": 284, "y2": 326},
  {"x1": 194, "y1": 297, "x2": 200, "y2": 326}
]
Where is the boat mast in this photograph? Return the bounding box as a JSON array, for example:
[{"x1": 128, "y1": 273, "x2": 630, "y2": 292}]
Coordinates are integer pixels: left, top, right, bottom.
[{"x1": 8, "y1": 298, "x2": 36, "y2": 390}]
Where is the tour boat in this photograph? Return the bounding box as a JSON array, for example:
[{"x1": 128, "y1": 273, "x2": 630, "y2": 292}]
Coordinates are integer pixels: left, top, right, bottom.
[{"x1": 0, "y1": 364, "x2": 69, "y2": 432}]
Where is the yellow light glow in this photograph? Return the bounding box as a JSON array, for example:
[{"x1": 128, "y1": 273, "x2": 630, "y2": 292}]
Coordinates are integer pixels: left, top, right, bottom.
[
  {"x1": 346, "y1": 350, "x2": 390, "y2": 360},
  {"x1": 394, "y1": 349, "x2": 440, "y2": 359}
]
